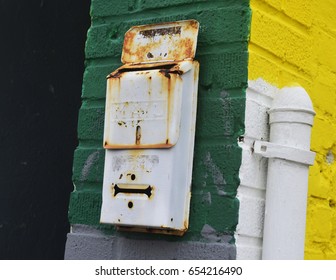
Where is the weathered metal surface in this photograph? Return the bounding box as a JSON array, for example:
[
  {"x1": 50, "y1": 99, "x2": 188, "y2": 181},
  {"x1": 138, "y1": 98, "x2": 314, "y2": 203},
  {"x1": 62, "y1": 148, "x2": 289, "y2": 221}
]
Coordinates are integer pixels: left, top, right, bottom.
[
  {"x1": 104, "y1": 64, "x2": 188, "y2": 149},
  {"x1": 100, "y1": 20, "x2": 200, "y2": 236},
  {"x1": 121, "y1": 19, "x2": 199, "y2": 64}
]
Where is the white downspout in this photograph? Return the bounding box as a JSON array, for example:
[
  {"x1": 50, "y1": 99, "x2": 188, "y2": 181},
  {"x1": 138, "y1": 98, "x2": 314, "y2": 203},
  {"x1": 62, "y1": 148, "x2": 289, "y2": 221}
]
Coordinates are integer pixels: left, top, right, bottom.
[{"x1": 253, "y1": 86, "x2": 316, "y2": 259}]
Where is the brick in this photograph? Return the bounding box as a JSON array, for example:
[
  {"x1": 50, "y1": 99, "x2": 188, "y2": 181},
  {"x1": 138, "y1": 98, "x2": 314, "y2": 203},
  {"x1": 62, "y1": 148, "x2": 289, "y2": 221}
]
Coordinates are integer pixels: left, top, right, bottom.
[
  {"x1": 85, "y1": 24, "x2": 123, "y2": 59},
  {"x1": 282, "y1": 0, "x2": 312, "y2": 27},
  {"x1": 306, "y1": 203, "x2": 332, "y2": 242},
  {"x1": 86, "y1": 6, "x2": 250, "y2": 59},
  {"x1": 315, "y1": 30, "x2": 336, "y2": 73},
  {"x1": 248, "y1": 50, "x2": 281, "y2": 84},
  {"x1": 236, "y1": 194, "x2": 264, "y2": 238},
  {"x1": 192, "y1": 143, "x2": 242, "y2": 192},
  {"x1": 69, "y1": 190, "x2": 102, "y2": 226},
  {"x1": 311, "y1": 117, "x2": 336, "y2": 152},
  {"x1": 82, "y1": 64, "x2": 121, "y2": 100},
  {"x1": 140, "y1": 0, "x2": 205, "y2": 10},
  {"x1": 72, "y1": 148, "x2": 105, "y2": 185},
  {"x1": 140, "y1": 0, "x2": 250, "y2": 10},
  {"x1": 265, "y1": 0, "x2": 281, "y2": 10},
  {"x1": 189, "y1": 193, "x2": 239, "y2": 233},
  {"x1": 198, "y1": 52, "x2": 248, "y2": 89},
  {"x1": 196, "y1": 7, "x2": 251, "y2": 47},
  {"x1": 196, "y1": 96, "x2": 245, "y2": 139},
  {"x1": 311, "y1": 82, "x2": 336, "y2": 121},
  {"x1": 312, "y1": 0, "x2": 336, "y2": 33},
  {"x1": 250, "y1": 9, "x2": 313, "y2": 74},
  {"x1": 77, "y1": 105, "x2": 105, "y2": 141}
]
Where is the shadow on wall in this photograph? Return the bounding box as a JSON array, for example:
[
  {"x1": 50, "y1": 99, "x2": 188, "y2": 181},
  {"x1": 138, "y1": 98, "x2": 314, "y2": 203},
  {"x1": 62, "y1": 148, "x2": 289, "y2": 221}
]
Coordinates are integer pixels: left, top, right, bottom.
[{"x1": 0, "y1": 0, "x2": 91, "y2": 259}]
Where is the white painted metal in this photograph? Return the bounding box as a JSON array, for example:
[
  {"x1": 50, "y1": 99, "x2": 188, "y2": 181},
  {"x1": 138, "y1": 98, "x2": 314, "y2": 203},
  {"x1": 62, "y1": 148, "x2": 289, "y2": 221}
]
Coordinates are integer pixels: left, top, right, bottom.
[
  {"x1": 103, "y1": 68, "x2": 183, "y2": 148},
  {"x1": 261, "y1": 86, "x2": 315, "y2": 259},
  {"x1": 254, "y1": 140, "x2": 315, "y2": 166},
  {"x1": 100, "y1": 20, "x2": 199, "y2": 235}
]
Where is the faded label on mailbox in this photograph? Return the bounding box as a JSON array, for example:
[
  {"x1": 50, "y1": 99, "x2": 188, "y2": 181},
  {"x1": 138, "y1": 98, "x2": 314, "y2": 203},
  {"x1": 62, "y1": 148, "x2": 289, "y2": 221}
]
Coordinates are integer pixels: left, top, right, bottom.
[{"x1": 122, "y1": 20, "x2": 199, "y2": 64}]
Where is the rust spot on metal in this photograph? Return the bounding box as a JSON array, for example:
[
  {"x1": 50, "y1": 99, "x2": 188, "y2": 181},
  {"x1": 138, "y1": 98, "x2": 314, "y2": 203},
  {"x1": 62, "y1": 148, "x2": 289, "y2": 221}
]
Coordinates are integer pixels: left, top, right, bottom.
[
  {"x1": 159, "y1": 67, "x2": 183, "y2": 79},
  {"x1": 116, "y1": 226, "x2": 186, "y2": 236},
  {"x1": 107, "y1": 69, "x2": 124, "y2": 79},
  {"x1": 121, "y1": 20, "x2": 199, "y2": 64},
  {"x1": 104, "y1": 142, "x2": 175, "y2": 149},
  {"x1": 140, "y1": 26, "x2": 181, "y2": 38},
  {"x1": 183, "y1": 219, "x2": 189, "y2": 230},
  {"x1": 135, "y1": 125, "x2": 141, "y2": 145},
  {"x1": 159, "y1": 69, "x2": 171, "y2": 79},
  {"x1": 146, "y1": 52, "x2": 154, "y2": 58}
]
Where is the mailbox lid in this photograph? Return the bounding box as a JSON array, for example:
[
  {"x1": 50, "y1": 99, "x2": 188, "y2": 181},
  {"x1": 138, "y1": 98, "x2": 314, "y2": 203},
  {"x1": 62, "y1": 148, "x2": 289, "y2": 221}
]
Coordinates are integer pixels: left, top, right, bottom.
[
  {"x1": 104, "y1": 62, "x2": 196, "y2": 149},
  {"x1": 121, "y1": 20, "x2": 199, "y2": 64}
]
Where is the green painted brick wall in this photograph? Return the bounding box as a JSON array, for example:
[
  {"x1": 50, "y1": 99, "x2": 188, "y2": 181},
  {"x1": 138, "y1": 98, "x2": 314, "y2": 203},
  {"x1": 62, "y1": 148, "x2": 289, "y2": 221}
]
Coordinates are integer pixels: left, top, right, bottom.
[{"x1": 69, "y1": 0, "x2": 251, "y2": 241}]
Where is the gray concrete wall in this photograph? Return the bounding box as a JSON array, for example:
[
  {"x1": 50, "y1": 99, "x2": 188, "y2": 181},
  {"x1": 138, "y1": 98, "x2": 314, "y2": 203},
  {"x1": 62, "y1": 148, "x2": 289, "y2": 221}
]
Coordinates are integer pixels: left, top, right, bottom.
[{"x1": 65, "y1": 225, "x2": 236, "y2": 260}]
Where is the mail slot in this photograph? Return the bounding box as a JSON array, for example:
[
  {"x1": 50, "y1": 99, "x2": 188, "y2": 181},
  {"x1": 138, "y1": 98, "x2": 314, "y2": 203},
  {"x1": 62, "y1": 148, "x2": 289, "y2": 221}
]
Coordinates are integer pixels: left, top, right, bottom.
[{"x1": 100, "y1": 20, "x2": 200, "y2": 236}]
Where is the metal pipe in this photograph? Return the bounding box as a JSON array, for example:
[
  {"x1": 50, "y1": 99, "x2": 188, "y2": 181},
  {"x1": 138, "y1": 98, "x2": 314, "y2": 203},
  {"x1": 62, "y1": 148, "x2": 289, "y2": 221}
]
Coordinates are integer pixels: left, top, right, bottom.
[{"x1": 254, "y1": 86, "x2": 315, "y2": 259}]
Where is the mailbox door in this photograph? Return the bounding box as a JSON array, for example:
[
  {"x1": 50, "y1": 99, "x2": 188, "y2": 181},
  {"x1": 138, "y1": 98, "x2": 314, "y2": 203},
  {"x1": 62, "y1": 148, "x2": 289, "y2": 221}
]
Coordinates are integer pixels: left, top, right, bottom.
[
  {"x1": 100, "y1": 61, "x2": 199, "y2": 235},
  {"x1": 103, "y1": 65, "x2": 183, "y2": 149}
]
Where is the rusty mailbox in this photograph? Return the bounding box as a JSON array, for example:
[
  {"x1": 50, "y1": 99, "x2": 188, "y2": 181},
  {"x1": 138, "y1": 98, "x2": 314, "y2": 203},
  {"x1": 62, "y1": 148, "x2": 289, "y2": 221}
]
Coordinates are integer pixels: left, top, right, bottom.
[{"x1": 100, "y1": 20, "x2": 200, "y2": 235}]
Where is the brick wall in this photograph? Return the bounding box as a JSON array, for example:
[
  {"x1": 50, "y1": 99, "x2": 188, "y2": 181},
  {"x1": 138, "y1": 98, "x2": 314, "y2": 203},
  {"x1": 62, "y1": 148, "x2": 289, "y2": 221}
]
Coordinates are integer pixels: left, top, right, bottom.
[
  {"x1": 67, "y1": 0, "x2": 250, "y2": 259},
  {"x1": 248, "y1": 0, "x2": 336, "y2": 259}
]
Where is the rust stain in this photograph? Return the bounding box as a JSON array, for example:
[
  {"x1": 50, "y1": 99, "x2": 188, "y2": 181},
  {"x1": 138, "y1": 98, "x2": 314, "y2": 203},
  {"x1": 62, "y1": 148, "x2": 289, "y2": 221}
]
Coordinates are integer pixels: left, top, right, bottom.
[
  {"x1": 146, "y1": 52, "x2": 154, "y2": 58},
  {"x1": 117, "y1": 121, "x2": 126, "y2": 126},
  {"x1": 104, "y1": 142, "x2": 175, "y2": 149},
  {"x1": 159, "y1": 69, "x2": 171, "y2": 79},
  {"x1": 183, "y1": 38, "x2": 193, "y2": 59},
  {"x1": 116, "y1": 226, "x2": 187, "y2": 236},
  {"x1": 183, "y1": 219, "x2": 189, "y2": 231},
  {"x1": 135, "y1": 125, "x2": 141, "y2": 145},
  {"x1": 122, "y1": 29, "x2": 136, "y2": 60},
  {"x1": 122, "y1": 20, "x2": 199, "y2": 63},
  {"x1": 140, "y1": 26, "x2": 181, "y2": 38},
  {"x1": 113, "y1": 62, "x2": 177, "y2": 72},
  {"x1": 107, "y1": 72, "x2": 121, "y2": 79}
]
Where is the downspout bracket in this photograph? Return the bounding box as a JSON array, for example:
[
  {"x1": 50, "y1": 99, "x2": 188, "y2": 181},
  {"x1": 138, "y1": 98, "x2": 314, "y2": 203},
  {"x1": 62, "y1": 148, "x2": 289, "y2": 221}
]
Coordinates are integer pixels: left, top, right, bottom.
[{"x1": 254, "y1": 140, "x2": 315, "y2": 166}]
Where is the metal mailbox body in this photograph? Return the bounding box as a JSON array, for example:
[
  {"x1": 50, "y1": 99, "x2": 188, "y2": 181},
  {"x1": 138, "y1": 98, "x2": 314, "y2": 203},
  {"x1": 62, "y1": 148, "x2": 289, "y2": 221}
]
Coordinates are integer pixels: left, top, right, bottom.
[{"x1": 100, "y1": 20, "x2": 199, "y2": 235}]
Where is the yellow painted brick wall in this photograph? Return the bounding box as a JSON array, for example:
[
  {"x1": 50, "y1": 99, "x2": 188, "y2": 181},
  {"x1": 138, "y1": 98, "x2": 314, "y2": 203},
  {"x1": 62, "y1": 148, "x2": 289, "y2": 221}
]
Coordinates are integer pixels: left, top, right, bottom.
[{"x1": 248, "y1": 0, "x2": 336, "y2": 259}]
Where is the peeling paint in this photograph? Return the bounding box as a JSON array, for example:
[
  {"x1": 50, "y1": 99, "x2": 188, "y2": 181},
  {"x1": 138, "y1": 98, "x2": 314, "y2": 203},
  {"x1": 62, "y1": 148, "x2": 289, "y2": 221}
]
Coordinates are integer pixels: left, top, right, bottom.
[
  {"x1": 204, "y1": 152, "x2": 227, "y2": 196},
  {"x1": 326, "y1": 150, "x2": 334, "y2": 165},
  {"x1": 80, "y1": 151, "x2": 100, "y2": 181},
  {"x1": 201, "y1": 224, "x2": 232, "y2": 243},
  {"x1": 202, "y1": 192, "x2": 212, "y2": 205}
]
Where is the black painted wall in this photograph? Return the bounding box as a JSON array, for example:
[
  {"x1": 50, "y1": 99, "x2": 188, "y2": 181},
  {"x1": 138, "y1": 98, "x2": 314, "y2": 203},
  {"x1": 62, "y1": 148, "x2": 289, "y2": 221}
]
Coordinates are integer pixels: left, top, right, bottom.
[{"x1": 0, "y1": 0, "x2": 90, "y2": 259}]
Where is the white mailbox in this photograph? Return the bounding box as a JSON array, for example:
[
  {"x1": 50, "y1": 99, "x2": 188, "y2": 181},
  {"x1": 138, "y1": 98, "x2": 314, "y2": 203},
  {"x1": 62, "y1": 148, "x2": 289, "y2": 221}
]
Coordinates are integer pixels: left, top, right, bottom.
[{"x1": 100, "y1": 20, "x2": 200, "y2": 236}]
